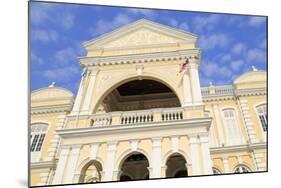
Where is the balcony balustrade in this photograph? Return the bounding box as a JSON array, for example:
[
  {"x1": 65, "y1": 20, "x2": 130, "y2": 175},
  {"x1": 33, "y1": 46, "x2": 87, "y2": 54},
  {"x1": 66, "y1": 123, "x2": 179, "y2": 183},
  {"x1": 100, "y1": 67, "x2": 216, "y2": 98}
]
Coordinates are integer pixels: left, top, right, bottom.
[{"x1": 90, "y1": 107, "x2": 185, "y2": 127}]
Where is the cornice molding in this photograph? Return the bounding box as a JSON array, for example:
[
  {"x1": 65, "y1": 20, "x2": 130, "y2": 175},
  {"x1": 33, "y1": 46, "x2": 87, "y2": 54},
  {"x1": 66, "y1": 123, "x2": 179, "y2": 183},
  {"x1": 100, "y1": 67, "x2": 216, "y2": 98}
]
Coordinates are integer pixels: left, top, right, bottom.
[
  {"x1": 57, "y1": 117, "x2": 212, "y2": 139},
  {"x1": 79, "y1": 49, "x2": 201, "y2": 67},
  {"x1": 31, "y1": 104, "x2": 73, "y2": 115},
  {"x1": 30, "y1": 160, "x2": 56, "y2": 169},
  {"x1": 210, "y1": 142, "x2": 267, "y2": 154},
  {"x1": 202, "y1": 87, "x2": 266, "y2": 102}
]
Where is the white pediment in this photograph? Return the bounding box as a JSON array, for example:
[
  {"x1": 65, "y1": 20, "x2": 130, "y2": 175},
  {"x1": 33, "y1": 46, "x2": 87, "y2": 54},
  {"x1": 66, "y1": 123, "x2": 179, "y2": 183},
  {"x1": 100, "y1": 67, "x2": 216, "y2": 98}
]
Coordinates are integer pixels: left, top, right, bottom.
[{"x1": 84, "y1": 19, "x2": 197, "y2": 50}]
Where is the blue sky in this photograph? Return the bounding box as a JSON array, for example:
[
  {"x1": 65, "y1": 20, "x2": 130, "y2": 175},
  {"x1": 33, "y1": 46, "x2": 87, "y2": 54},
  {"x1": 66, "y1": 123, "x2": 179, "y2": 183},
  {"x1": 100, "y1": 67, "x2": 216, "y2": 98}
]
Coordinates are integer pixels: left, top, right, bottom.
[{"x1": 30, "y1": 1, "x2": 267, "y2": 94}]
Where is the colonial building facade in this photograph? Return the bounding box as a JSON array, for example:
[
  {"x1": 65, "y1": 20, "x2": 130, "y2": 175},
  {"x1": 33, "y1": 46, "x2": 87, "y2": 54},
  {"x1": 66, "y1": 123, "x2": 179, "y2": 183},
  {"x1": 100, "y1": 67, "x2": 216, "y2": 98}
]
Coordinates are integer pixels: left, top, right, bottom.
[{"x1": 30, "y1": 19, "x2": 267, "y2": 186}]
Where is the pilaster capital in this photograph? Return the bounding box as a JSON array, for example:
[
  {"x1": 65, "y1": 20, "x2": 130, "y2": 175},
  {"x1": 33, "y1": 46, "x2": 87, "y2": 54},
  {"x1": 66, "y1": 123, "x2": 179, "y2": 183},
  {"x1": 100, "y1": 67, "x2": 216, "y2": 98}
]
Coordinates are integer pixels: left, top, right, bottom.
[
  {"x1": 222, "y1": 155, "x2": 229, "y2": 162},
  {"x1": 188, "y1": 134, "x2": 199, "y2": 144},
  {"x1": 107, "y1": 141, "x2": 118, "y2": 151},
  {"x1": 152, "y1": 137, "x2": 162, "y2": 147},
  {"x1": 198, "y1": 132, "x2": 209, "y2": 143}
]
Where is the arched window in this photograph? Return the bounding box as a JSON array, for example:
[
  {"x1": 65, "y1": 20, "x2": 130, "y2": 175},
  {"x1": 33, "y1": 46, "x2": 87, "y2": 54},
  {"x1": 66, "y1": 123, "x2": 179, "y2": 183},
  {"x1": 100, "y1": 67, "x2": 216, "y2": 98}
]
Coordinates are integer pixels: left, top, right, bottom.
[
  {"x1": 234, "y1": 165, "x2": 251, "y2": 173},
  {"x1": 30, "y1": 123, "x2": 48, "y2": 152},
  {"x1": 256, "y1": 104, "x2": 267, "y2": 132},
  {"x1": 222, "y1": 109, "x2": 241, "y2": 145},
  {"x1": 212, "y1": 167, "x2": 221, "y2": 175}
]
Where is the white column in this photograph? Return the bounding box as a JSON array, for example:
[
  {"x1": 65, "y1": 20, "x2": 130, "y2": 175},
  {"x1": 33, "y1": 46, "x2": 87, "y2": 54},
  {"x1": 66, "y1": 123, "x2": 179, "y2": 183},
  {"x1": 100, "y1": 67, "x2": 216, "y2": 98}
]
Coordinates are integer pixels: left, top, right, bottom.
[
  {"x1": 52, "y1": 146, "x2": 70, "y2": 185},
  {"x1": 212, "y1": 104, "x2": 225, "y2": 146},
  {"x1": 81, "y1": 68, "x2": 98, "y2": 114},
  {"x1": 199, "y1": 133, "x2": 213, "y2": 175},
  {"x1": 63, "y1": 145, "x2": 81, "y2": 184},
  {"x1": 189, "y1": 134, "x2": 201, "y2": 175},
  {"x1": 151, "y1": 137, "x2": 162, "y2": 178},
  {"x1": 103, "y1": 141, "x2": 117, "y2": 181},
  {"x1": 222, "y1": 156, "x2": 230, "y2": 173},
  {"x1": 189, "y1": 58, "x2": 203, "y2": 105},
  {"x1": 71, "y1": 75, "x2": 86, "y2": 114},
  {"x1": 183, "y1": 69, "x2": 193, "y2": 107}
]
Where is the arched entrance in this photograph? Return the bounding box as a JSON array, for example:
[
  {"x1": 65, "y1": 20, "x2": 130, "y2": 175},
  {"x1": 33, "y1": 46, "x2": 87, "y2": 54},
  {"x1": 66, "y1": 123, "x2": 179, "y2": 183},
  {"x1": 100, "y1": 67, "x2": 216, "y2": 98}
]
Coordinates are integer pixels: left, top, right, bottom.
[
  {"x1": 99, "y1": 79, "x2": 181, "y2": 113},
  {"x1": 79, "y1": 160, "x2": 103, "y2": 183},
  {"x1": 119, "y1": 152, "x2": 150, "y2": 181},
  {"x1": 166, "y1": 153, "x2": 188, "y2": 178}
]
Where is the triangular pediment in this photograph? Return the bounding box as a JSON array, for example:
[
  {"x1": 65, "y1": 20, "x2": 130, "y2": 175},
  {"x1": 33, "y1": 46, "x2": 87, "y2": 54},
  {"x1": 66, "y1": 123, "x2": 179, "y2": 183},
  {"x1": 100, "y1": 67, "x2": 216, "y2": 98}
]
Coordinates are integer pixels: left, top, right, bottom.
[{"x1": 84, "y1": 19, "x2": 197, "y2": 50}]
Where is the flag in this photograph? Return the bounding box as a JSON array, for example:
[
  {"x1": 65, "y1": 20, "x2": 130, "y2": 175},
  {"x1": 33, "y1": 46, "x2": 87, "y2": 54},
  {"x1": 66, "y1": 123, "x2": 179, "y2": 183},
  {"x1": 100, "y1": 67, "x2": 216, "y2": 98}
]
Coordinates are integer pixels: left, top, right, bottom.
[
  {"x1": 178, "y1": 58, "x2": 189, "y2": 74},
  {"x1": 81, "y1": 67, "x2": 88, "y2": 77}
]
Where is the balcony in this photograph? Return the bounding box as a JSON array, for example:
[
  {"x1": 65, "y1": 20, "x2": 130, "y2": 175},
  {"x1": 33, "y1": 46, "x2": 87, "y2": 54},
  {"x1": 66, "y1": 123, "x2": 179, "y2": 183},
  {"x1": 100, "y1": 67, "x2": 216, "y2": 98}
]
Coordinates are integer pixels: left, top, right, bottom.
[{"x1": 90, "y1": 107, "x2": 184, "y2": 127}]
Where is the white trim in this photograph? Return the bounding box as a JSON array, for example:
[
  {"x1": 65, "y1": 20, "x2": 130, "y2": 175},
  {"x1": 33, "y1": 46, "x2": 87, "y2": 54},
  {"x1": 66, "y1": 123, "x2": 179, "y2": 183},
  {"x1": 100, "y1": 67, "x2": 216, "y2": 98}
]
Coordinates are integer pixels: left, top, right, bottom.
[
  {"x1": 57, "y1": 118, "x2": 212, "y2": 139},
  {"x1": 220, "y1": 107, "x2": 243, "y2": 146}
]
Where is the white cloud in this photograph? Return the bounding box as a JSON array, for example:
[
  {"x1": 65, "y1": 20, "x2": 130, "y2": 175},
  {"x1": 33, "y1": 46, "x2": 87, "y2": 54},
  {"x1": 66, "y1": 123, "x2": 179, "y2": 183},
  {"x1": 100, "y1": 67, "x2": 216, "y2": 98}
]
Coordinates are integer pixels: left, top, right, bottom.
[
  {"x1": 91, "y1": 14, "x2": 133, "y2": 36},
  {"x1": 230, "y1": 60, "x2": 244, "y2": 71},
  {"x1": 55, "y1": 47, "x2": 77, "y2": 64},
  {"x1": 31, "y1": 52, "x2": 44, "y2": 65},
  {"x1": 198, "y1": 33, "x2": 229, "y2": 50},
  {"x1": 126, "y1": 8, "x2": 157, "y2": 18},
  {"x1": 31, "y1": 3, "x2": 75, "y2": 29},
  {"x1": 248, "y1": 17, "x2": 266, "y2": 27},
  {"x1": 221, "y1": 54, "x2": 232, "y2": 63},
  {"x1": 178, "y1": 22, "x2": 190, "y2": 31},
  {"x1": 168, "y1": 18, "x2": 178, "y2": 27},
  {"x1": 246, "y1": 48, "x2": 266, "y2": 63},
  {"x1": 202, "y1": 62, "x2": 233, "y2": 78},
  {"x1": 232, "y1": 43, "x2": 247, "y2": 55},
  {"x1": 193, "y1": 14, "x2": 221, "y2": 33},
  {"x1": 60, "y1": 14, "x2": 75, "y2": 29},
  {"x1": 30, "y1": 3, "x2": 56, "y2": 25},
  {"x1": 43, "y1": 65, "x2": 80, "y2": 82},
  {"x1": 32, "y1": 29, "x2": 58, "y2": 42}
]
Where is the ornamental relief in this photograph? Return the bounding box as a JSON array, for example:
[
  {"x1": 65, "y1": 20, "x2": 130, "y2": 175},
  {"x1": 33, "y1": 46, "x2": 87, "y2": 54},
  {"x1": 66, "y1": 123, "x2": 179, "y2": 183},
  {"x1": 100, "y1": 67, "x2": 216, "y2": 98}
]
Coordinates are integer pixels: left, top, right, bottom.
[{"x1": 104, "y1": 28, "x2": 181, "y2": 48}]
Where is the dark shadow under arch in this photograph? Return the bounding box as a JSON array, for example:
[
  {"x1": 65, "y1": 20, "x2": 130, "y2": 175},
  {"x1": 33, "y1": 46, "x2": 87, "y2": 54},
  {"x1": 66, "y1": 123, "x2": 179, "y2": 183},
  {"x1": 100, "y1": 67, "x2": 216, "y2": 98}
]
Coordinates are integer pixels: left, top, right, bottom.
[
  {"x1": 119, "y1": 152, "x2": 150, "y2": 181},
  {"x1": 96, "y1": 78, "x2": 181, "y2": 113},
  {"x1": 166, "y1": 153, "x2": 188, "y2": 178}
]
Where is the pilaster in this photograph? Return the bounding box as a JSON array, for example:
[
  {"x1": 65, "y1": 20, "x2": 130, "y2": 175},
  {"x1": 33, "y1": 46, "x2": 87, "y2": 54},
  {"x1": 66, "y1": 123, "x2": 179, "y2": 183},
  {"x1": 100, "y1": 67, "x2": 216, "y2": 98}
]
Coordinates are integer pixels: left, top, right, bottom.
[
  {"x1": 81, "y1": 68, "x2": 99, "y2": 114},
  {"x1": 199, "y1": 133, "x2": 213, "y2": 175},
  {"x1": 189, "y1": 134, "x2": 201, "y2": 175},
  {"x1": 63, "y1": 145, "x2": 81, "y2": 184},
  {"x1": 151, "y1": 137, "x2": 162, "y2": 178},
  {"x1": 103, "y1": 141, "x2": 118, "y2": 181},
  {"x1": 52, "y1": 145, "x2": 70, "y2": 185}
]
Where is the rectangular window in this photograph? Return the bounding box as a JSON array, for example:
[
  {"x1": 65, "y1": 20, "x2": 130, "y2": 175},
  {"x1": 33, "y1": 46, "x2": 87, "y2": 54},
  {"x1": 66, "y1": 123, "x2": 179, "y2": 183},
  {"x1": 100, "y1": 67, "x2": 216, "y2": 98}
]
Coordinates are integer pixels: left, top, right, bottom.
[{"x1": 31, "y1": 135, "x2": 39, "y2": 152}]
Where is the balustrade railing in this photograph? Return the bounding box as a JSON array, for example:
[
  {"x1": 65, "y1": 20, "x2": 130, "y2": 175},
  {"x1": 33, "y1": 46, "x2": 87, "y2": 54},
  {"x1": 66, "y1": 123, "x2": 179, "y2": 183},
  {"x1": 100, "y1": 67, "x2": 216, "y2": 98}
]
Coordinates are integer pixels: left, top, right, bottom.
[
  {"x1": 90, "y1": 107, "x2": 185, "y2": 127},
  {"x1": 121, "y1": 110, "x2": 154, "y2": 125},
  {"x1": 161, "y1": 108, "x2": 183, "y2": 121},
  {"x1": 91, "y1": 114, "x2": 112, "y2": 126},
  {"x1": 201, "y1": 85, "x2": 234, "y2": 96}
]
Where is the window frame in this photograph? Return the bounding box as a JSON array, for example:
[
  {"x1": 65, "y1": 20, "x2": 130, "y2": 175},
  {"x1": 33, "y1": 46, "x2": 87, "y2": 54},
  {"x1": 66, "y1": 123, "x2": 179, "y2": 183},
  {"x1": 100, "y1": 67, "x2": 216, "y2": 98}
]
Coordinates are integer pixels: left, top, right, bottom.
[
  {"x1": 221, "y1": 107, "x2": 244, "y2": 146},
  {"x1": 30, "y1": 122, "x2": 49, "y2": 162},
  {"x1": 255, "y1": 103, "x2": 267, "y2": 137}
]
